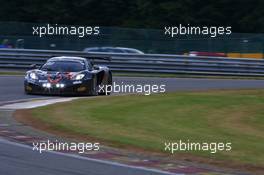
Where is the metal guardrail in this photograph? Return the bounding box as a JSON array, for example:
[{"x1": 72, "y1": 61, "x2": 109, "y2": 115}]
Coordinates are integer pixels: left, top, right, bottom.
[{"x1": 0, "y1": 48, "x2": 264, "y2": 77}]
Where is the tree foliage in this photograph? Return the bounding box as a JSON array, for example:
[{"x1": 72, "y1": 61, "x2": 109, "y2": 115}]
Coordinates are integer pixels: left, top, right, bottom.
[{"x1": 0, "y1": 0, "x2": 263, "y2": 33}]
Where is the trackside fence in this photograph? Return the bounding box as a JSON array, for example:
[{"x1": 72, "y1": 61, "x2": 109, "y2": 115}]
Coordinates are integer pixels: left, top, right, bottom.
[{"x1": 0, "y1": 49, "x2": 264, "y2": 77}]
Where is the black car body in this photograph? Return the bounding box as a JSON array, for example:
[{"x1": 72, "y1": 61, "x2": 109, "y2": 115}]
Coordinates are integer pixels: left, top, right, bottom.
[{"x1": 24, "y1": 56, "x2": 112, "y2": 95}]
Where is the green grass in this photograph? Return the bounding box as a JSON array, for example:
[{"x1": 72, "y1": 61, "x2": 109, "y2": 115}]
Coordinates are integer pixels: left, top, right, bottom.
[{"x1": 30, "y1": 90, "x2": 264, "y2": 166}]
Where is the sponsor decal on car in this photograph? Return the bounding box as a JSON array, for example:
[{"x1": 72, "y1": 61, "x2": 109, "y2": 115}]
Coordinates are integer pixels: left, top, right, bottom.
[
  {"x1": 73, "y1": 81, "x2": 82, "y2": 85},
  {"x1": 39, "y1": 80, "x2": 48, "y2": 83}
]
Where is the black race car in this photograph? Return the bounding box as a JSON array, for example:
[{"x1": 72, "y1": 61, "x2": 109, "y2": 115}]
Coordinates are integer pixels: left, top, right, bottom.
[{"x1": 24, "y1": 56, "x2": 112, "y2": 95}]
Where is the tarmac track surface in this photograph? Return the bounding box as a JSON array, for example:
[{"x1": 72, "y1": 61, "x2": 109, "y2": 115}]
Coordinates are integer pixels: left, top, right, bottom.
[
  {"x1": 1, "y1": 75, "x2": 264, "y2": 104},
  {"x1": 0, "y1": 139, "x2": 173, "y2": 175}
]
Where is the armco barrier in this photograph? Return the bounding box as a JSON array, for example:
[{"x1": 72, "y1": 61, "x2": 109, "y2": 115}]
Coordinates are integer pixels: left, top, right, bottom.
[{"x1": 0, "y1": 48, "x2": 264, "y2": 77}]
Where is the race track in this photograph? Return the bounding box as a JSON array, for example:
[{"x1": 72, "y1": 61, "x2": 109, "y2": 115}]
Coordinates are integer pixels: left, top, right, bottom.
[
  {"x1": 1, "y1": 75, "x2": 264, "y2": 175},
  {"x1": 1, "y1": 75, "x2": 264, "y2": 104},
  {"x1": 0, "y1": 139, "x2": 170, "y2": 175}
]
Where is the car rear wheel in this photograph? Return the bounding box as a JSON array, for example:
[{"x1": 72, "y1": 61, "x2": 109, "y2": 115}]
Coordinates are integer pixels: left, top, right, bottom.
[{"x1": 98, "y1": 74, "x2": 112, "y2": 96}]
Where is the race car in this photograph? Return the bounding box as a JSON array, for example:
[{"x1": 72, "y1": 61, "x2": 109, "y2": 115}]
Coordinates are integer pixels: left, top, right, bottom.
[{"x1": 24, "y1": 56, "x2": 112, "y2": 95}]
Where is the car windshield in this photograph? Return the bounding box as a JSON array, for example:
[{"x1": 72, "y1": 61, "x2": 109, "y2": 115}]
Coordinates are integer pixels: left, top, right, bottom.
[{"x1": 41, "y1": 61, "x2": 85, "y2": 72}]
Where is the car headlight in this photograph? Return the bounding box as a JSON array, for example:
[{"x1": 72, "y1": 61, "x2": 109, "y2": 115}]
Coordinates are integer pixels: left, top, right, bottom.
[
  {"x1": 29, "y1": 72, "x2": 38, "y2": 80},
  {"x1": 73, "y1": 74, "x2": 85, "y2": 80}
]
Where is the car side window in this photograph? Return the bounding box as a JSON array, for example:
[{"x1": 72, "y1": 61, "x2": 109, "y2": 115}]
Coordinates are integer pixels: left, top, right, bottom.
[{"x1": 86, "y1": 61, "x2": 93, "y2": 71}]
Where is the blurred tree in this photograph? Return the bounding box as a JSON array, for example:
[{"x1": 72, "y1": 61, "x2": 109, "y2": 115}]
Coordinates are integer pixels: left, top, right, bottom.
[{"x1": 0, "y1": 0, "x2": 263, "y2": 33}]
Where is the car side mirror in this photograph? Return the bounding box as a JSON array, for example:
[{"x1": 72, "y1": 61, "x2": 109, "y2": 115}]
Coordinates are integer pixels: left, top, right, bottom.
[{"x1": 93, "y1": 65, "x2": 100, "y2": 70}]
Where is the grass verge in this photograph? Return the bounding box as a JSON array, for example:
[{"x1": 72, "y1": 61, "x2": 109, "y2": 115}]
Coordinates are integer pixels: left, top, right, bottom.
[{"x1": 16, "y1": 90, "x2": 264, "y2": 172}]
